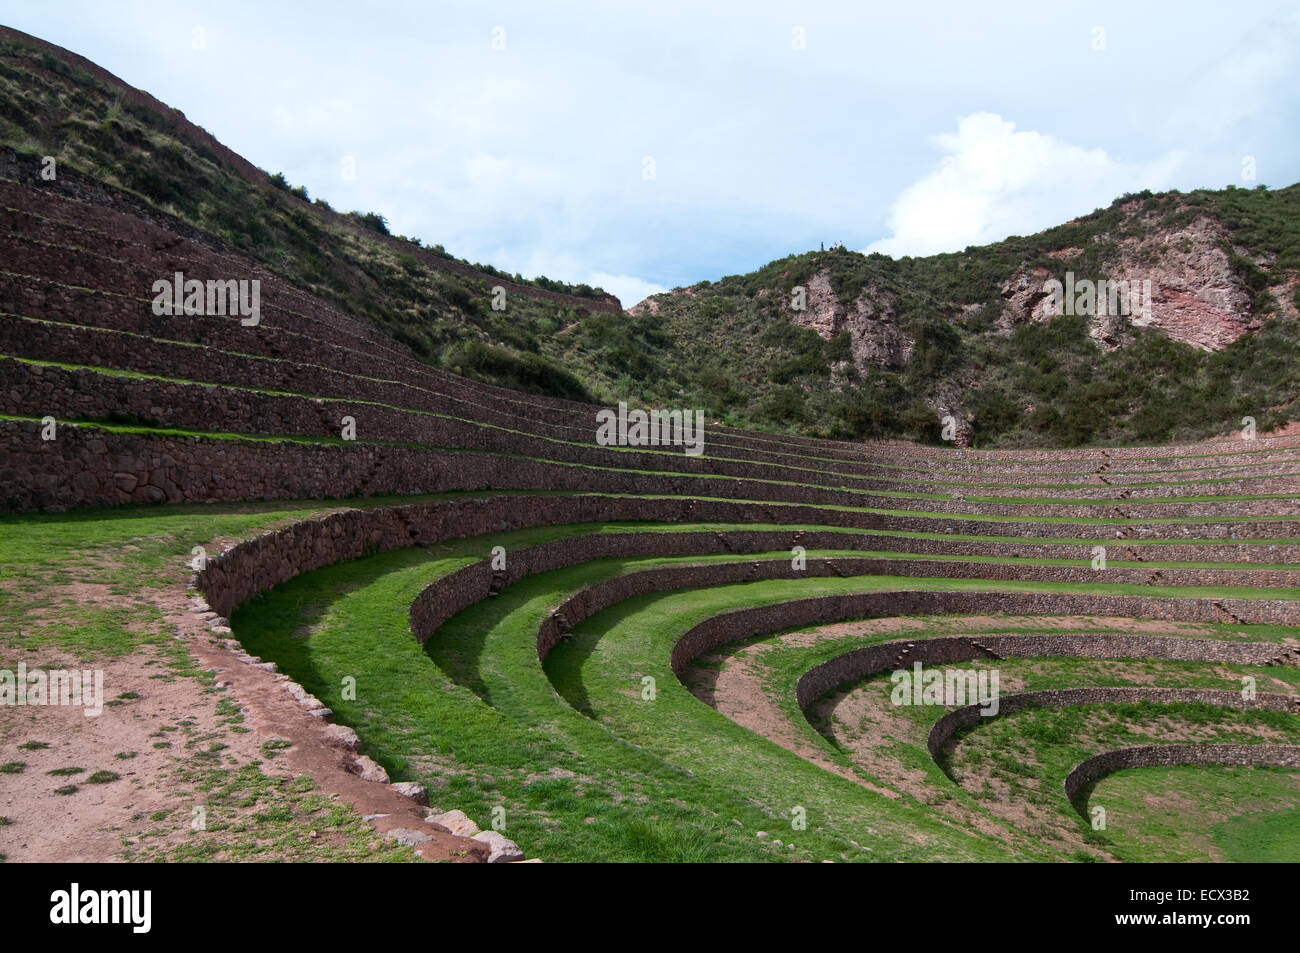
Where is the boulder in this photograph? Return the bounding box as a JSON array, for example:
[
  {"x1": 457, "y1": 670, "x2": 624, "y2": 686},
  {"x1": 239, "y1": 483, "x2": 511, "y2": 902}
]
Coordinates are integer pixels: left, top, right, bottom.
[
  {"x1": 391, "y1": 781, "x2": 428, "y2": 805},
  {"x1": 323, "y1": 724, "x2": 360, "y2": 751},
  {"x1": 349, "y1": 754, "x2": 389, "y2": 784},
  {"x1": 385, "y1": 828, "x2": 432, "y2": 847},
  {"x1": 425, "y1": 809, "x2": 479, "y2": 837},
  {"x1": 472, "y1": 829, "x2": 524, "y2": 863}
]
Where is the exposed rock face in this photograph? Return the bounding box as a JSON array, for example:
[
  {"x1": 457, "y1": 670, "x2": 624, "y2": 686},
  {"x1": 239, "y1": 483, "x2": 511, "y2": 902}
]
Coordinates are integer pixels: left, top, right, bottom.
[
  {"x1": 791, "y1": 269, "x2": 914, "y2": 369},
  {"x1": 1113, "y1": 213, "x2": 1257, "y2": 351},
  {"x1": 627, "y1": 285, "x2": 699, "y2": 317},
  {"x1": 998, "y1": 265, "x2": 1057, "y2": 332},
  {"x1": 998, "y1": 210, "x2": 1267, "y2": 352}
]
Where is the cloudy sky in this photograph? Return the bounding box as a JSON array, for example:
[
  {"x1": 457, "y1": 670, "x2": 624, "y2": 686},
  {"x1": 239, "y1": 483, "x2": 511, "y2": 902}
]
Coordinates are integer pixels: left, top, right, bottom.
[{"x1": 3, "y1": 1, "x2": 1298, "y2": 305}]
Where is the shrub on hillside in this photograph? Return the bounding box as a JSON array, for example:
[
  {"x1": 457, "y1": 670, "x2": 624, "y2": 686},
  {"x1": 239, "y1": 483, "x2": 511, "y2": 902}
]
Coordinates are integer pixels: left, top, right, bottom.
[
  {"x1": 443, "y1": 339, "x2": 594, "y2": 402},
  {"x1": 358, "y1": 211, "x2": 389, "y2": 235}
]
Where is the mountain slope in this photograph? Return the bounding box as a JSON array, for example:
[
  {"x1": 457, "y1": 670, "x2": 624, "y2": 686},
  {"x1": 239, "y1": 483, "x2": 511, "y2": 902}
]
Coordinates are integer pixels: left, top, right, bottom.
[
  {"x1": 2, "y1": 24, "x2": 1297, "y2": 448},
  {"x1": 634, "y1": 185, "x2": 1300, "y2": 447}
]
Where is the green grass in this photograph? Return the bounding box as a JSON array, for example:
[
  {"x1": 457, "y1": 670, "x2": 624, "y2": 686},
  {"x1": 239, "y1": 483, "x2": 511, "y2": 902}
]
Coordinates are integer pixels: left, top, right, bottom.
[
  {"x1": 232, "y1": 533, "x2": 1015, "y2": 861},
  {"x1": 1091, "y1": 766, "x2": 1300, "y2": 862},
  {"x1": 236, "y1": 517, "x2": 1300, "y2": 862},
  {"x1": 4, "y1": 489, "x2": 1297, "y2": 862},
  {"x1": 1214, "y1": 808, "x2": 1300, "y2": 862}
]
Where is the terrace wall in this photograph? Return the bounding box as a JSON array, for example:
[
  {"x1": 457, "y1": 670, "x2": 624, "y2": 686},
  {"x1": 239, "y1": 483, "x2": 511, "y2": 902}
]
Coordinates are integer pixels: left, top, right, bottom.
[
  {"x1": 9, "y1": 419, "x2": 1300, "y2": 520},
  {"x1": 668, "y1": 591, "x2": 1300, "y2": 676},
  {"x1": 795, "y1": 636, "x2": 1300, "y2": 713},
  {"x1": 181, "y1": 497, "x2": 1300, "y2": 620},
  {"x1": 926, "y1": 688, "x2": 1300, "y2": 758},
  {"x1": 12, "y1": 357, "x2": 1300, "y2": 501},
  {"x1": 1063, "y1": 744, "x2": 1300, "y2": 814}
]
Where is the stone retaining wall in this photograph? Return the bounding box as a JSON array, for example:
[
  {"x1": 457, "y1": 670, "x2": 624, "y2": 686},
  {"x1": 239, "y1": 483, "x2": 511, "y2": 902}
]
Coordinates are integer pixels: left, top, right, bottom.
[
  {"x1": 188, "y1": 497, "x2": 1300, "y2": 620},
  {"x1": 10, "y1": 418, "x2": 1300, "y2": 518},
  {"x1": 12, "y1": 356, "x2": 1299, "y2": 503},
  {"x1": 927, "y1": 688, "x2": 1300, "y2": 758},
  {"x1": 1063, "y1": 744, "x2": 1300, "y2": 814},
  {"x1": 9, "y1": 310, "x2": 1298, "y2": 489},
  {"x1": 795, "y1": 635, "x2": 1300, "y2": 713},
  {"x1": 406, "y1": 533, "x2": 1300, "y2": 643},
  {"x1": 668, "y1": 591, "x2": 1300, "y2": 677},
  {"x1": 415, "y1": 539, "x2": 1300, "y2": 649}
]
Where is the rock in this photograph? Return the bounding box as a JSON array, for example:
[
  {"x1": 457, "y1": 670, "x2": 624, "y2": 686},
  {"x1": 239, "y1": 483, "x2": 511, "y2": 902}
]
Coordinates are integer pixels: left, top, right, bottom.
[
  {"x1": 425, "y1": 809, "x2": 479, "y2": 837},
  {"x1": 472, "y1": 830, "x2": 524, "y2": 863},
  {"x1": 323, "y1": 724, "x2": 360, "y2": 751},
  {"x1": 391, "y1": 781, "x2": 428, "y2": 805},
  {"x1": 790, "y1": 269, "x2": 914, "y2": 369},
  {"x1": 349, "y1": 755, "x2": 389, "y2": 784},
  {"x1": 385, "y1": 828, "x2": 431, "y2": 846}
]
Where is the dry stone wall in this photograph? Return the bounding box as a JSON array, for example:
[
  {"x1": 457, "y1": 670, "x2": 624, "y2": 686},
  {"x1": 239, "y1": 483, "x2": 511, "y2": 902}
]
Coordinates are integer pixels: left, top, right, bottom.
[
  {"x1": 408, "y1": 532, "x2": 1300, "y2": 645},
  {"x1": 186, "y1": 496, "x2": 1300, "y2": 620},
  {"x1": 1063, "y1": 744, "x2": 1300, "y2": 814},
  {"x1": 927, "y1": 688, "x2": 1300, "y2": 758},
  {"x1": 669, "y1": 591, "x2": 1300, "y2": 677},
  {"x1": 10, "y1": 416, "x2": 1300, "y2": 520},
  {"x1": 7, "y1": 315, "x2": 1297, "y2": 488},
  {"x1": 796, "y1": 635, "x2": 1300, "y2": 712},
  {"x1": 14, "y1": 356, "x2": 1300, "y2": 502}
]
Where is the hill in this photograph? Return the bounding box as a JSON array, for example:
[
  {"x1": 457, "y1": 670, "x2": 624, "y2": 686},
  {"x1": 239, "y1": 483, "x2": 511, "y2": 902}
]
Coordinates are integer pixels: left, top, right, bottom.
[
  {"x1": 633, "y1": 186, "x2": 1300, "y2": 447},
  {"x1": 3, "y1": 25, "x2": 1298, "y2": 449},
  {"x1": 1, "y1": 26, "x2": 1298, "y2": 867}
]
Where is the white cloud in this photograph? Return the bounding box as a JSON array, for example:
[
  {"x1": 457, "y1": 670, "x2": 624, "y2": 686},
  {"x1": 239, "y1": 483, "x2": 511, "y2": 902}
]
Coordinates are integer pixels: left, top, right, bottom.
[
  {"x1": 585, "y1": 272, "x2": 667, "y2": 309},
  {"x1": 1160, "y1": 9, "x2": 1300, "y2": 144},
  {"x1": 492, "y1": 248, "x2": 665, "y2": 308},
  {"x1": 865, "y1": 113, "x2": 1184, "y2": 258}
]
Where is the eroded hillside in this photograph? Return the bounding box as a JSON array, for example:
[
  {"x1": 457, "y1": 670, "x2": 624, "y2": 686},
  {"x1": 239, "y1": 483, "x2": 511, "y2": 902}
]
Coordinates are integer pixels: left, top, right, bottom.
[{"x1": 634, "y1": 186, "x2": 1300, "y2": 447}]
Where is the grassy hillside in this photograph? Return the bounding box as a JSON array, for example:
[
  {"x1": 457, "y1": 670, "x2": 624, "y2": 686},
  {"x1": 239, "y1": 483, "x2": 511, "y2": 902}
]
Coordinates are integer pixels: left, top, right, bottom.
[
  {"x1": 639, "y1": 186, "x2": 1300, "y2": 447},
  {"x1": 2, "y1": 26, "x2": 1298, "y2": 447},
  {"x1": 0, "y1": 27, "x2": 614, "y2": 403}
]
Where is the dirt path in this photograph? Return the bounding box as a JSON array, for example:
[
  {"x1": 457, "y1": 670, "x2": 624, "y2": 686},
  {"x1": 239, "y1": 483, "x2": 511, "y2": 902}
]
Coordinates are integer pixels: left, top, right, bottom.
[{"x1": 0, "y1": 569, "x2": 491, "y2": 863}]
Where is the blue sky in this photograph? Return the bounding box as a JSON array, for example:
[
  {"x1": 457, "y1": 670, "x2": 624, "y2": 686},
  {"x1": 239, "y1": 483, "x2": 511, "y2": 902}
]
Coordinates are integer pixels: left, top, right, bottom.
[{"x1": 3, "y1": 1, "x2": 1298, "y2": 305}]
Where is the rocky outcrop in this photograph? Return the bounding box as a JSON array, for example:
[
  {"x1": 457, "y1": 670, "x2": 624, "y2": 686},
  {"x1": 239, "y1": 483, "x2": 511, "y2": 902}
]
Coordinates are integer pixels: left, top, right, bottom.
[
  {"x1": 997, "y1": 265, "x2": 1057, "y2": 332},
  {"x1": 999, "y1": 209, "x2": 1270, "y2": 352},
  {"x1": 791, "y1": 270, "x2": 914, "y2": 369}
]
